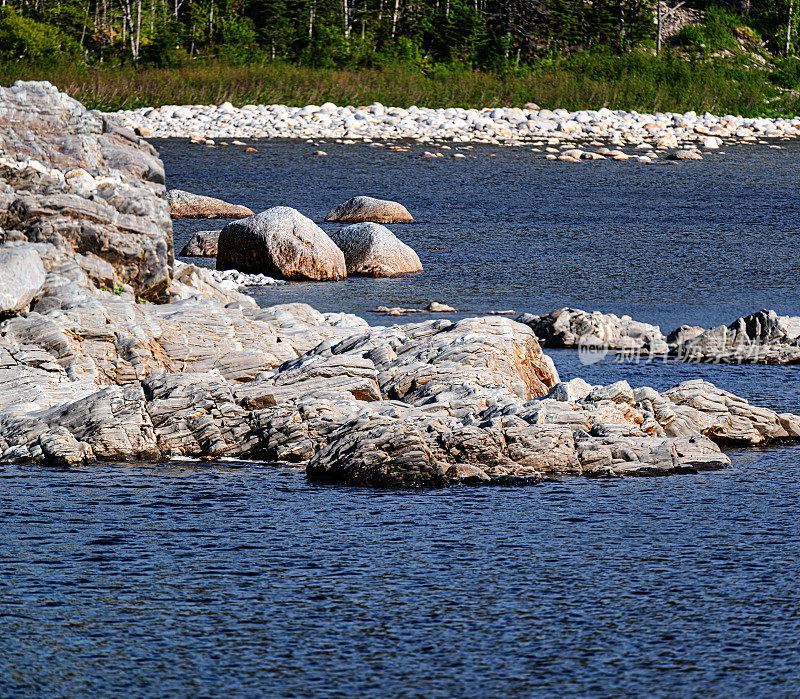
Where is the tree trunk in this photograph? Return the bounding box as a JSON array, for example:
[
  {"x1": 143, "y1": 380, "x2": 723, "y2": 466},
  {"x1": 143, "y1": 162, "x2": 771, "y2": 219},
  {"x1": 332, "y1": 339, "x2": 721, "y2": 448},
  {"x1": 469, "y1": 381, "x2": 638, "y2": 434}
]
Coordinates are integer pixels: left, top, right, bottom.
[
  {"x1": 391, "y1": 0, "x2": 399, "y2": 38},
  {"x1": 342, "y1": 0, "x2": 350, "y2": 39},
  {"x1": 788, "y1": 0, "x2": 794, "y2": 56},
  {"x1": 656, "y1": 0, "x2": 662, "y2": 55},
  {"x1": 135, "y1": 0, "x2": 142, "y2": 61},
  {"x1": 309, "y1": 0, "x2": 316, "y2": 39}
]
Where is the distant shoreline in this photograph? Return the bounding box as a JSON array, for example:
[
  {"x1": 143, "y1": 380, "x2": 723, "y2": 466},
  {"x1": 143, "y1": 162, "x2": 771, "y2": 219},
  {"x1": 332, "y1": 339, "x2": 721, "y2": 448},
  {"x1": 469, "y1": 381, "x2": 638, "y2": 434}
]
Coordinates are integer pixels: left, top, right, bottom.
[{"x1": 113, "y1": 100, "x2": 799, "y2": 159}]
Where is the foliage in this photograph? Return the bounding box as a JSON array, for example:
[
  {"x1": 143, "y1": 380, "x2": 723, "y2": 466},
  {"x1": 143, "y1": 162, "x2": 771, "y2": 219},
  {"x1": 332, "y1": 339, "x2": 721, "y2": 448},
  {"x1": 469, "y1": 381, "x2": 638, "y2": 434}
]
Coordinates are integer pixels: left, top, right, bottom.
[
  {"x1": 770, "y1": 56, "x2": 800, "y2": 87},
  {"x1": 1, "y1": 0, "x2": 799, "y2": 116},
  {"x1": 2, "y1": 52, "x2": 797, "y2": 116},
  {"x1": 0, "y1": 7, "x2": 80, "y2": 64},
  {"x1": 673, "y1": 6, "x2": 745, "y2": 55}
]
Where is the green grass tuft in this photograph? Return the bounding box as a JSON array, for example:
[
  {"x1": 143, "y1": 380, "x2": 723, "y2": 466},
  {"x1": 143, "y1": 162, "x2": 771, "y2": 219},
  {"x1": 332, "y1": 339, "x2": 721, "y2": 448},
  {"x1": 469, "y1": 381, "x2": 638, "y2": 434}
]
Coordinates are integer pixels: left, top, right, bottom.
[{"x1": 1, "y1": 53, "x2": 798, "y2": 117}]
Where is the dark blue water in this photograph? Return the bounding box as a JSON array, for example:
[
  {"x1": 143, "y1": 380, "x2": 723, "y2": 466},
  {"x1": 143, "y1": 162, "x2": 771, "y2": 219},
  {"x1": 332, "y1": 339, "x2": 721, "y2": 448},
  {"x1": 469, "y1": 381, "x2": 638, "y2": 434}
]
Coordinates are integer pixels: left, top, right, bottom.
[
  {"x1": 3, "y1": 444, "x2": 800, "y2": 696},
  {"x1": 165, "y1": 137, "x2": 800, "y2": 332},
  {"x1": 3, "y1": 140, "x2": 799, "y2": 696}
]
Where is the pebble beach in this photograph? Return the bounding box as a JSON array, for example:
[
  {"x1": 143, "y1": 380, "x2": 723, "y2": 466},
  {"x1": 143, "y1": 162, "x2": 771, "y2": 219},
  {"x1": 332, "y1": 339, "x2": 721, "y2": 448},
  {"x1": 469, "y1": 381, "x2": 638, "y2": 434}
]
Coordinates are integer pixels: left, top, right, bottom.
[{"x1": 116, "y1": 101, "x2": 800, "y2": 160}]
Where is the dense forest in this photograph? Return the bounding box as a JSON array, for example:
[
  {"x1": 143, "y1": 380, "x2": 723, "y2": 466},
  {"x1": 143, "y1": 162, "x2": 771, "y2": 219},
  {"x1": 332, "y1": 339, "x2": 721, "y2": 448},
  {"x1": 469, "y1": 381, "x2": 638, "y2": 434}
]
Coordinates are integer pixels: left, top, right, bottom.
[{"x1": 0, "y1": 0, "x2": 798, "y2": 68}]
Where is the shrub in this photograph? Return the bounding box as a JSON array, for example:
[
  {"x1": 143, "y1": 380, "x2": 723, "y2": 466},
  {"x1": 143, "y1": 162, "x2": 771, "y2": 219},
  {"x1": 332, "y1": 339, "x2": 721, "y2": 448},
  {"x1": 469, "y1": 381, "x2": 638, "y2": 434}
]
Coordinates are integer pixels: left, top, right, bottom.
[
  {"x1": 672, "y1": 7, "x2": 744, "y2": 55},
  {"x1": 0, "y1": 7, "x2": 80, "y2": 64}
]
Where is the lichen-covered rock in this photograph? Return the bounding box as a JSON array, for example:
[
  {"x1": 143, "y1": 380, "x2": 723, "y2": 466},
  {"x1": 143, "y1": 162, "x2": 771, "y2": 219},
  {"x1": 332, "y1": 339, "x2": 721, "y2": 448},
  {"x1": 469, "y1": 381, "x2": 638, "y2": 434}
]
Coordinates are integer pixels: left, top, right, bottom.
[
  {"x1": 217, "y1": 206, "x2": 347, "y2": 280},
  {"x1": 0, "y1": 243, "x2": 45, "y2": 315},
  {"x1": 167, "y1": 190, "x2": 253, "y2": 219},
  {"x1": 179, "y1": 230, "x2": 220, "y2": 256},
  {"x1": 517, "y1": 307, "x2": 668, "y2": 354},
  {"x1": 324, "y1": 196, "x2": 414, "y2": 224},
  {"x1": 0, "y1": 81, "x2": 172, "y2": 301},
  {"x1": 329, "y1": 222, "x2": 422, "y2": 277}
]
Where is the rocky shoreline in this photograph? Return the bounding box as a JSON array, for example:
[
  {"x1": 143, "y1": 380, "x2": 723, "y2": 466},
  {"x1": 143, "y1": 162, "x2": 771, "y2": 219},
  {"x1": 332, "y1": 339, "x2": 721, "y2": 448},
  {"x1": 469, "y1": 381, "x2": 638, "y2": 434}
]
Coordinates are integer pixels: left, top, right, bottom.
[
  {"x1": 115, "y1": 101, "x2": 800, "y2": 161},
  {"x1": 2, "y1": 80, "x2": 799, "y2": 487}
]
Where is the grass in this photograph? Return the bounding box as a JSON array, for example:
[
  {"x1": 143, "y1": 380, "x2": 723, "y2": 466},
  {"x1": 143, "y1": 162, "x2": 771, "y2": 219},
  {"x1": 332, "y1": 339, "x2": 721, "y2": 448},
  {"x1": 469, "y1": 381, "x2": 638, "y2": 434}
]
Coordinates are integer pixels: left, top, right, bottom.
[{"x1": 1, "y1": 53, "x2": 798, "y2": 116}]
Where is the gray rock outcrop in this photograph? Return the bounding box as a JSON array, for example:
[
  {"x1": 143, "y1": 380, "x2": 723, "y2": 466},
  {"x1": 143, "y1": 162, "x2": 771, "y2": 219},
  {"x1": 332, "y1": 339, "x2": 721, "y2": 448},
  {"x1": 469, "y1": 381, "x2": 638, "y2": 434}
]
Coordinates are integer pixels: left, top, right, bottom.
[
  {"x1": 217, "y1": 206, "x2": 347, "y2": 280},
  {"x1": 329, "y1": 222, "x2": 422, "y2": 276},
  {"x1": 0, "y1": 249, "x2": 798, "y2": 485},
  {"x1": 669, "y1": 309, "x2": 800, "y2": 364},
  {"x1": 179, "y1": 230, "x2": 220, "y2": 256},
  {"x1": 517, "y1": 307, "x2": 669, "y2": 354},
  {"x1": 324, "y1": 196, "x2": 414, "y2": 224},
  {"x1": 0, "y1": 81, "x2": 172, "y2": 301},
  {"x1": 1, "y1": 83, "x2": 799, "y2": 489},
  {"x1": 0, "y1": 244, "x2": 45, "y2": 315},
  {"x1": 167, "y1": 189, "x2": 254, "y2": 219}
]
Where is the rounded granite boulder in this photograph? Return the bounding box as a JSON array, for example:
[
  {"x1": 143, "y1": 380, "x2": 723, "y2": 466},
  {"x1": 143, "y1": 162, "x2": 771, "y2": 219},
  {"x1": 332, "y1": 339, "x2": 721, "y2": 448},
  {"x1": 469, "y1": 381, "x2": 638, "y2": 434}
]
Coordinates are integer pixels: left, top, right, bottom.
[
  {"x1": 329, "y1": 222, "x2": 422, "y2": 277},
  {"x1": 217, "y1": 206, "x2": 347, "y2": 281},
  {"x1": 324, "y1": 195, "x2": 414, "y2": 224},
  {"x1": 167, "y1": 189, "x2": 254, "y2": 219}
]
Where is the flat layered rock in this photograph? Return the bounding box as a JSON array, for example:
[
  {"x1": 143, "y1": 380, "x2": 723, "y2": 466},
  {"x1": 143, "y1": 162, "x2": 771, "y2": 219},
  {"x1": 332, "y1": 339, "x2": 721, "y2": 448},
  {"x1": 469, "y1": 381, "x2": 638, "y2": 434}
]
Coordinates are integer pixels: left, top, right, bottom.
[
  {"x1": 0, "y1": 244, "x2": 45, "y2": 315},
  {"x1": 217, "y1": 206, "x2": 346, "y2": 280},
  {"x1": 179, "y1": 230, "x2": 220, "y2": 256},
  {"x1": 330, "y1": 222, "x2": 422, "y2": 277},
  {"x1": 324, "y1": 196, "x2": 414, "y2": 224},
  {"x1": 306, "y1": 415, "x2": 730, "y2": 487},
  {"x1": 167, "y1": 190, "x2": 253, "y2": 219}
]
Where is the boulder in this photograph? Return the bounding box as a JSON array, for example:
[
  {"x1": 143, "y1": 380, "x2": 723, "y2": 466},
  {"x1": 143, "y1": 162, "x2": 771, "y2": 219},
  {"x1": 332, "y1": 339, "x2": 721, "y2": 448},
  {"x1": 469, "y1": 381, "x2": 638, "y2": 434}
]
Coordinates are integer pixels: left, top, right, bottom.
[
  {"x1": 216, "y1": 206, "x2": 346, "y2": 281},
  {"x1": 324, "y1": 196, "x2": 414, "y2": 224},
  {"x1": 167, "y1": 189, "x2": 254, "y2": 219},
  {"x1": 0, "y1": 81, "x2": 172, "y2": 301},
  {"x1": 0, "y1": 244, "x2": 45, "y2": 316},
  {"x1": 329, "y1": 222, "x2": 422, "y2": 277},
  {"x1": 179, "y1": 230, "x2": 220, "y2": 257},
  {"x1": 35, "y1": 427, "x2": 94, "y2": 468},
  {"x1": 666, "y1": 149, "x2": 703, "y2": 161}
]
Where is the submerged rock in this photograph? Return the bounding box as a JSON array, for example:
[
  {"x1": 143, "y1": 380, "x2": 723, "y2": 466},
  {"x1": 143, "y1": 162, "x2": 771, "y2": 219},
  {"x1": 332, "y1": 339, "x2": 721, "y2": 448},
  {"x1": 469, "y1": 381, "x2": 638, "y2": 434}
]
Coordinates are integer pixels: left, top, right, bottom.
[
  {"x1": 167, "y1": 190, "x2": 253, "y2": 219},
  {"x1": 179, "y1": 230, "x2": 220, "y2": 256},
  {"x1": 217, "y1": 206, "x2": 347, "y2": 281},
  {"x1": 330, "y1": 222, "x2": 422, "y2": 277},
  {"x1": 325, "y1": 196, "x2": 414, "y2": 224}
]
